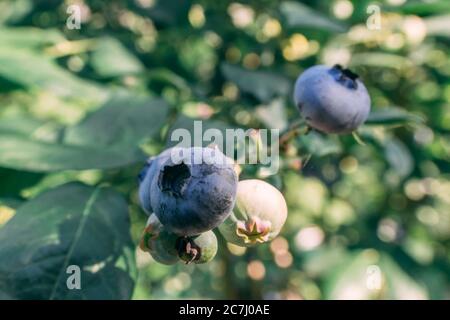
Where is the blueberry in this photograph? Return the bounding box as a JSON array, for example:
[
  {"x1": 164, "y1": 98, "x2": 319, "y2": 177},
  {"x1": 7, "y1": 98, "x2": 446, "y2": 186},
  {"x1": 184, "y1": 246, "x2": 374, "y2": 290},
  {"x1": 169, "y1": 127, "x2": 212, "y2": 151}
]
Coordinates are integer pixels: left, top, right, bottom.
[
  {"x1": 219, "y1": 179, "x2": 288, "y2": 247},
  {"x1": 146, "y1": 146, "x2": 238, "y2": 236},
  {"x1": 140, "y1": 214, "x2": 219, "y2": 265},
  {"x1": 139, "y1": 147, "x2": 184, "y2": 216},
  {"x1": 293, "y1": 64, "x2": 371, "y2": 134},
  {"x1": 139, "y1": 214, "x2": 180, "y2": 265},
  {"x1": 177, "y1": 231, "x2": 218, "y2": 264}
]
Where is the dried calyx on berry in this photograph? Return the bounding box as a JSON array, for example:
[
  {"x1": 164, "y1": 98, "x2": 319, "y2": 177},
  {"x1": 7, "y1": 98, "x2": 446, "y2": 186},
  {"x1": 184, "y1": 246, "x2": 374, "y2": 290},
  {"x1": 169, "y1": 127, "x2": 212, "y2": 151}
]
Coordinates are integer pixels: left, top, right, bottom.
[
  {"x1": 176, "y1": 231, "x2": 218, "y2": 264},
  {"x1": 140, "y1": 215, "x2": 219, "y2": 265},
  {"x1": 330, "y1": 64, "x2": 359, "y2": 89}
]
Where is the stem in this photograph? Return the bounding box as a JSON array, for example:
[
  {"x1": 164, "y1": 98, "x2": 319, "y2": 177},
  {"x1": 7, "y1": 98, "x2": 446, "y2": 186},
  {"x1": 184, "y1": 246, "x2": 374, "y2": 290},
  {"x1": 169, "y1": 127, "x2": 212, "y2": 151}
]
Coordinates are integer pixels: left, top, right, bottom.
[
  {"x1": 279, "y1": 119, "x2": 310, "y2": 149},
  {"x1": 352, "y1": 131, "x2": 366, "y2": 146}
]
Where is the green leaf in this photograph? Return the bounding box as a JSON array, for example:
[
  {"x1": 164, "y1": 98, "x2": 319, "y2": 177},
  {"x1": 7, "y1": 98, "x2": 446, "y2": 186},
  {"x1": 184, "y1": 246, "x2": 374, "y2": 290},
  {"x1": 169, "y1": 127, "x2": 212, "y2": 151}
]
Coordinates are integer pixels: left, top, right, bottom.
[
  {"x1": 324, "y1": 251, "x2": 428, "y2": 299},
  {"x1": 0, "y1": 133, "x2": 145, "y2": 172},
  {"x1": 64, "y1": 94, "x2": 169, "y2": 148},
  {"x1": 359, "y1": 126, "x2": 414, "y2": 179},
  {"x1": 0, "y1": 1, "x2": 33, "y2": 25},
  {"x1": 396, "y1": 1, "x2": 450, "y2": 15},
  {"x1": 365, "y1": 108, "x2": 424, "y2": 125},
  {"x1": 255, "y1": 98, "x2": 288, "y2": 131},
  {"x1": 0, "y1": 96, "x2": 168, "y2": 172},
  {"x1": 148, "y1": 68, "x2": 191, "y2": 92},
  {"x1": 166, "y1": 115, "x2": 231, "y2": 149},
  {"x1": 0, "y1": 115, "x2": 47, "y2": 136},
  {"x1": 0, "y1": 183, "x2": 136, "y2": 299},
  {"x1": 221, "y1": 63, "x2": 291, "y2": 102},
  {"x1": 302, "y1": 246, "x2": 349, "y2": 278},
  {"x1": 424, "y1": 15, "x2": 450, "y2": 38},
  {"x1": 145, "y1": 0, "x2": 191, "y2": 25},
  {"x1": 0, "y1": 115, "x2": 63, "y2": 144},
  {"x1": 0, "y1": 49, "x2": 107, "y2": 102},
  {"x1": 0, "y1": 27, "x2": 65, "y2": 50},
  {"x1": 279, "y1": 1, "x2": 347, "y2": 32},
  {"x1": 350, "y1": 53, "x2": 412, "y2": 70},
  {"x1": 384, "y1": 138, "x2": 414, "y2": 178},
  {"x1": 298, "y1": 131, "x2": 342, "y2": 157},
  {"x1": 90, "y1": 37, "x2": 144, "y2": 78}
]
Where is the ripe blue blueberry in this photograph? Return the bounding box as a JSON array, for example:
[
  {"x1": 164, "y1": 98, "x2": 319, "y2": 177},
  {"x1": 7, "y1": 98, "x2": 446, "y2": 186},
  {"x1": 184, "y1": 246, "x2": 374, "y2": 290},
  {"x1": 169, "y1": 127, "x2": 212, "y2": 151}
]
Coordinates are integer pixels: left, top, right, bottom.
[
  {"x1": 138, "y1": 147, "x2": 182, "y2": 216},
  {"x1": 293, "y1": 64, "x2": 371, "y2": 134},
  {"x1": 140, "y1": 146, "x2": 238, "y2": 236}
]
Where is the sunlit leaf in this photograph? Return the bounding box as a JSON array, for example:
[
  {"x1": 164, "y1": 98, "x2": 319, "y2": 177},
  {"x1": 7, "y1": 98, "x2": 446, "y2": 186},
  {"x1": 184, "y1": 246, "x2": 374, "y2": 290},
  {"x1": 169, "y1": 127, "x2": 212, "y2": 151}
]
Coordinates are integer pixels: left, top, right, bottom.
[
  {"x1": 324, "y1": 251, "x2": 428, "y2": 299},
  {"x1": 0, "y1": 115, "x2": 48, "y2": 136},
  {"x1": 280, "y1": 1, "x2": 347, "y2": 32},
  {"x1": 166, "y1": 115, "x2": 231, "y2": 149},
  {"x1": 0, "y1": 133, "x2": 145, "y2": 172},
  {"x1": 298, "y1": 131, "x2": 342, "y2": 157},
  {"x1": 397, "y1": 1, "x2": 450, "y2": 15},
  {"x1": 365, "y1": 108, "x2": 425, "y2": 126},
  {"x1": 0, "y1": 183, "x2": 136, "y2": 299},
  {"x1": 0, "y1": 27, "x2": 64, "y2": 49},
  {"x1": 350, "y1": 53, "x2": 412, "y2": 70},
  {"x1": 148, "y1": 68, "x2": 191, "y2": 91},
  {"x1": 221, "y1": 63, "x2": 291, "y2": 102},
  {"x1": 424, "y1": 15, "x2": 450, "y2": 38},
  {"x1": 0, "y1": 0, "x2": 32, "y2": 24},
  {"x1": 0, "y1": 94, "x2": 169, "y2": 172},
  {"x1": 384, "y1": 138, "x2": 414, "y2": 178},
  {"x1": 90, "y1": 37, "x2": 144, "y2": 78},
  {"x1": 0, "y1": 49, "x2": 107, "y2": 102},
  {"x1": 255, "y1": 98, "x2": 288, "y2": 131},
  {"x1": 64, "y1": 94, "x2": 169, "y2": 148}
]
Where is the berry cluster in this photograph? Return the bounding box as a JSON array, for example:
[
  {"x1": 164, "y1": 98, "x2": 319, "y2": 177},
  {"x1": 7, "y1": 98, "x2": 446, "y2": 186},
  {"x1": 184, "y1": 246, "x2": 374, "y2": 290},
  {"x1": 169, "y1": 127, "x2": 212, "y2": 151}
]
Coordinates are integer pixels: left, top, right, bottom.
[
  {"x1": 138, "y1": 64, "x2": 370, "y2": 265},
  {"x1": 138, "y1": 146, "x2": 288, "y2": 264}
]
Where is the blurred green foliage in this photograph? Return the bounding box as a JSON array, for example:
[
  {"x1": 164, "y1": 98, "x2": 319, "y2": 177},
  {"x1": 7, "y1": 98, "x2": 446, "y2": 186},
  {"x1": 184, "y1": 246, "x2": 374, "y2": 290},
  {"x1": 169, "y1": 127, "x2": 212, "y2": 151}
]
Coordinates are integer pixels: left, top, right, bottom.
[{"x1": 0, "y1": 0, "x2": 449, "y2": 300}]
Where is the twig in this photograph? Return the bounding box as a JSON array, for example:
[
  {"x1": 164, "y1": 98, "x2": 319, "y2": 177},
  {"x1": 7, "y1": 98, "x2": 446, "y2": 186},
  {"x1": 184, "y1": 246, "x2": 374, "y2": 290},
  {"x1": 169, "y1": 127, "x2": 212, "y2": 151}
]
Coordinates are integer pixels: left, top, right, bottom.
[
  {"x1": 279, "y1": 119, "x2": 310, "y2": 149},
  {"x1": 352, "y1": 131, "x2": 366, "y2": 146}
]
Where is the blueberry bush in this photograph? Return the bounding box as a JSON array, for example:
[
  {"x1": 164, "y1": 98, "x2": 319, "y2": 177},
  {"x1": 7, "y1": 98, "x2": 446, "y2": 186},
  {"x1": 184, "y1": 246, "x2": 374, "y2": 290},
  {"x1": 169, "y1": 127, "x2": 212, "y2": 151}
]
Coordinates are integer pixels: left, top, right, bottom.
[{"x1": 0, "y1": 0, "x2": 449, "y2": 300}]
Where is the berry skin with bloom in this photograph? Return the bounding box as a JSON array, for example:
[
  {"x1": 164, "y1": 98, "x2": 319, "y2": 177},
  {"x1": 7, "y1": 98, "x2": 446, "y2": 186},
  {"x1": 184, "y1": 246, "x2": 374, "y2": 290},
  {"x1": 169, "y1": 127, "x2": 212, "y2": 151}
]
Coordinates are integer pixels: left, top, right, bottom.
[
  {"x1": 138, "y1": 147, "x2": 182, "y2": 216},
  {"x1": 140, "y1": 146, "x2": 238, "y2": 236},
  {"x1": 293, "y1": 64, "x2": 371, "y2": 134}
]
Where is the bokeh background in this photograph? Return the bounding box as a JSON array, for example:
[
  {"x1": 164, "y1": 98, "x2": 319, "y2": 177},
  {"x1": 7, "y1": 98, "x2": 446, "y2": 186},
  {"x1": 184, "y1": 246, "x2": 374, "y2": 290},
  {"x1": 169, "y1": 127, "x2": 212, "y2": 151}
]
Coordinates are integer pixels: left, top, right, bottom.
[{"x1": 0, "y1": 0, "x2": 449, "y2": 299}]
